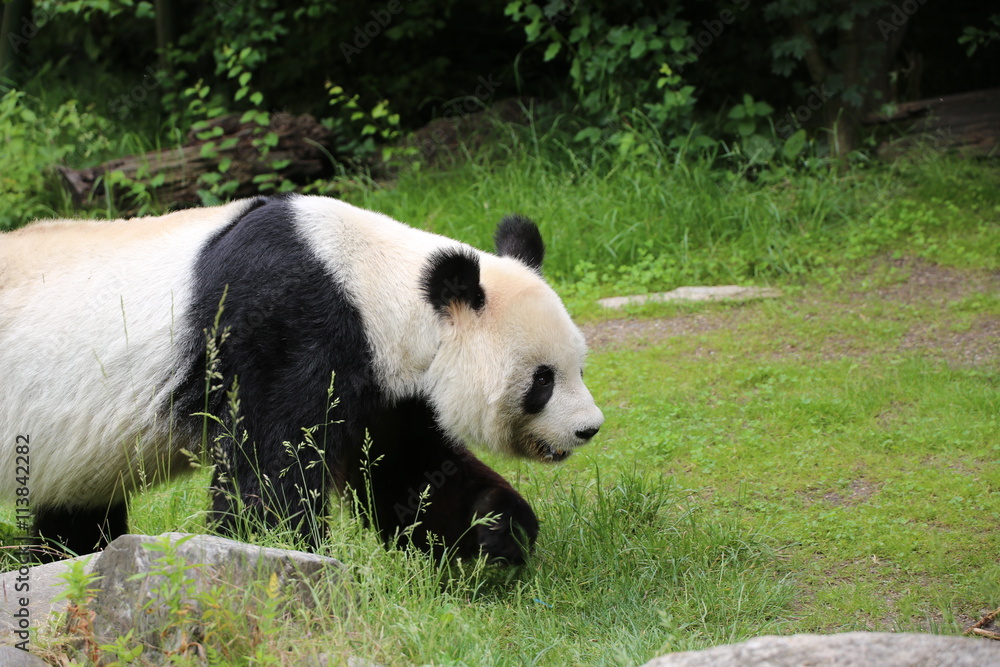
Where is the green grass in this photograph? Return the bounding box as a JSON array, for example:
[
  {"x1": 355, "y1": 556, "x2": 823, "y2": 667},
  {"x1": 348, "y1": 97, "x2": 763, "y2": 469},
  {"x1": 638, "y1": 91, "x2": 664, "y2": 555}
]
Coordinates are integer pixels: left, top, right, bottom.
[{"x1": 2, "y1": 99, "x2": 999, "y2": 663}]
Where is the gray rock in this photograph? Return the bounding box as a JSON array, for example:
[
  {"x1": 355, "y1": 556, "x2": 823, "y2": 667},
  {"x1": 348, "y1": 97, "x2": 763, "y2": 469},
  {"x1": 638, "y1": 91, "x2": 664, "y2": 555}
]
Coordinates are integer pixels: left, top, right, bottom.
[
  {"x1": 88, "y1": 533, "x2": 350, "y2": 662},
  {"x1": 642, "y1": 632, "x2": 1000, "y2": 666},
  {"x1": 0, "y1": 554, "x2": 96, "y2": 645},
  {"x1": 0, "y1": 646, "x2": 51, "y2": 667},
  {"x1": 598, "y1": 285, "x2": 782, "y2": 309}
]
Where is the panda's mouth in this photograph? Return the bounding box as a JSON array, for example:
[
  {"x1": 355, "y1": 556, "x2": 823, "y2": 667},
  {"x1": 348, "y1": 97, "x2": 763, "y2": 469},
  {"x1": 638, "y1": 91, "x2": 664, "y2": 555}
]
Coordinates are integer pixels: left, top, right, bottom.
[{"x1": 532, "y1": 438, "x2": 570, "y2": 463}]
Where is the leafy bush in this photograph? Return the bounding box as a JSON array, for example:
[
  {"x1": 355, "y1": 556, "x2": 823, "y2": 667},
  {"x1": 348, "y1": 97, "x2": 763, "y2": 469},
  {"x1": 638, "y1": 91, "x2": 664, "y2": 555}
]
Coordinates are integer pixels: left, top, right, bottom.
[
  {"x1": 505, "y1": 1, "x2": 711, "y2": 155},
  {"x1": 0, "y1": 89, "x2": 115, "y2": 229}
]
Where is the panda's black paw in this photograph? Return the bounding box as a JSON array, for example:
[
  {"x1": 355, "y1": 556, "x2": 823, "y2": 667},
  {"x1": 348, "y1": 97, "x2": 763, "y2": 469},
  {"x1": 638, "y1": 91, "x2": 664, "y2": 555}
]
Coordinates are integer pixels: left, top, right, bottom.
[{"x1": 470, "y1": 486, "x2": 539, "y2": 565}]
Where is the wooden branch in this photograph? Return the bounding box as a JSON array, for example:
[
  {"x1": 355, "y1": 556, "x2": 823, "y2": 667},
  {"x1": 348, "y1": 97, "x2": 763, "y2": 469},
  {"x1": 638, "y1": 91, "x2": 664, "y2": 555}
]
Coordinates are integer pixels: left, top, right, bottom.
[{"x1": 966, "y1": 606, "x2": 1000, "y2": 631}]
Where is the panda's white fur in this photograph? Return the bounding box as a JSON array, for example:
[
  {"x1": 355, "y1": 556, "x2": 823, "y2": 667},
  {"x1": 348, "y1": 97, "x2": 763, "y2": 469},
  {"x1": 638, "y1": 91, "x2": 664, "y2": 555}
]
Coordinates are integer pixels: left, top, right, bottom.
[
  {"x1": 0, "y1": 194, "x2": 603, "y2": 559},
  {"x1": 0, "y1": 199, "x2": 261, "y2": 507}
]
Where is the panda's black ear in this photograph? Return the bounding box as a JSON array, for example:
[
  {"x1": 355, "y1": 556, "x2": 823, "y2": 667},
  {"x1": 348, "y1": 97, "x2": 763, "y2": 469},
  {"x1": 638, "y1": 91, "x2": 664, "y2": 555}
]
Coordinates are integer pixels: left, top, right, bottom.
[
  {"x1": 422, "y1": 248, "x2": 486, "y2": 314},
  {"x1": 495, "y1": 214, "x2": 545, "y2": 272}
]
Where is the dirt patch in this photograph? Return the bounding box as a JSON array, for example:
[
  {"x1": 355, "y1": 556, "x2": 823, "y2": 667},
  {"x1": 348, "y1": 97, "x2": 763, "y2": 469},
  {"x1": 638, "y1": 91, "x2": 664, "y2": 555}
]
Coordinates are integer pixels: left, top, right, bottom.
[
  {"x1": 580, "y1": 311, "x2": 735, "y2": 349},
  {"x1": 900, "y1": 317, "x2": 1000, "y2": 368},
  {"x1": 823, "y1": 479, "x2": 878, "y2": 507},
  {"x1": 867, "y1": 257, "x2": 998, "y2": 306},
  {"x1": 582, "y1": 258, "x2": 999, "y2": 369}
]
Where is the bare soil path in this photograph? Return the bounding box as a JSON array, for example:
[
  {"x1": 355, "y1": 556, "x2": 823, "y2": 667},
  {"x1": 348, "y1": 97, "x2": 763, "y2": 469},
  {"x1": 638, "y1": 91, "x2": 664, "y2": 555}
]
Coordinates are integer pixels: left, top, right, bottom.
[{"x1": 581, "y1": 258, "x2": 999, "y2": 370}]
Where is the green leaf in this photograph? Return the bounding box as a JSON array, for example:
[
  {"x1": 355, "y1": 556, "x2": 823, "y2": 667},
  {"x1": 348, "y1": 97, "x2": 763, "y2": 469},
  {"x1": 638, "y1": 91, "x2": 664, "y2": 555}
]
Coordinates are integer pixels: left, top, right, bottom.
[
  {"x1": 218, "y1": 157, "x2": 232, "y2": 173},
  {"x1": 573, "y1": 127, "x2": 602, "y2": 144},
  {"x1": 544, "y1": 41, "x2": 562, "y2": 62},
  {"x1": 738, "y1": 120, "x2": 756, "y2": 136},
  {"x1": 754, "y1": 101, "x2": 774, "y2": 116},
  {"x1": 630, "y1": 40, "x2": 647, "y2": 59},
  {"x1": 239, "y1": 72, "x2": 252, "y2": 87},
  {"x1": 569, "y1": 58, "x2": 582, "y2": 86},
  {"x1": 250, "y1": 92, "x2": 264, "y2": 106},
  {"x1": 617, "y1": 131, "x2": 636, "y2": 157},
  {"x1": 525, "y1": 19, "x2": 543, "y2": 41},
  {"x1": 670, "y1": 36, "x2": 686, "y2": 52},
  {"x1": 200, "y1": 142, "x2": 218, "y2": 159},
  {"x1": 782, "y1": 129, "x2": 807, "y2": 160},
  {"x1": 728, "y1": 106, "x2": 746, "y2": 120},
  {"x1": 504, "y1": 1, "x2": 524, "y2": 18}
]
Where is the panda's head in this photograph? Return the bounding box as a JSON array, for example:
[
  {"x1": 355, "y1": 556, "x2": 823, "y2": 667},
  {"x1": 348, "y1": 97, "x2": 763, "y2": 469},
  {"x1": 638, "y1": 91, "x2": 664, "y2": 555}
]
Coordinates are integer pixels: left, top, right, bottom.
[{"x1": 422, "y1": 215, "x2": 604, "y2": 462}]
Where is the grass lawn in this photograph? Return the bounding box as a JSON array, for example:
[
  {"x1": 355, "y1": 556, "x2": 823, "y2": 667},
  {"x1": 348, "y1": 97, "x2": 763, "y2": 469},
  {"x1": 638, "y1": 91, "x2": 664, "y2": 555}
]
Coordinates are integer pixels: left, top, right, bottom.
[{"x1": 2, "y1": 142, "x2": 998, "y2": 664}]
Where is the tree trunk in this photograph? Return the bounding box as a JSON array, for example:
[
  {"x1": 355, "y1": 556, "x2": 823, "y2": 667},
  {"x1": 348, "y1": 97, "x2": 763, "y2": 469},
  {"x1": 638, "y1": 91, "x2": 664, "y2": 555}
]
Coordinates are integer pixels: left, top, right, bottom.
[
  {"x1": 153, "y1": 0, "x2": 175, "y2": 74},
  {"x1": 787, "y1": 2, "x2": 911, "y2": 164}
]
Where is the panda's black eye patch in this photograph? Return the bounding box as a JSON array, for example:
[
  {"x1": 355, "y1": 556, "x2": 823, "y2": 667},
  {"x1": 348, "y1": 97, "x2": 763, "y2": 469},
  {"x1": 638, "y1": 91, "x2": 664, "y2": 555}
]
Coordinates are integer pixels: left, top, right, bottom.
[{"x1": 523, "y1": 365, "x2": 555, "y2": 415}]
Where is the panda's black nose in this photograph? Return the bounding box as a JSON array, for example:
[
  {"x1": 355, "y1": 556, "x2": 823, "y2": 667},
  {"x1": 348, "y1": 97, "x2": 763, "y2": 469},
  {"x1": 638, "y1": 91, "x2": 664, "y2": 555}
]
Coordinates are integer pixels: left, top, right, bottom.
[{"x1": 575, "y1": 426, "x2": 600, "y2": 440}]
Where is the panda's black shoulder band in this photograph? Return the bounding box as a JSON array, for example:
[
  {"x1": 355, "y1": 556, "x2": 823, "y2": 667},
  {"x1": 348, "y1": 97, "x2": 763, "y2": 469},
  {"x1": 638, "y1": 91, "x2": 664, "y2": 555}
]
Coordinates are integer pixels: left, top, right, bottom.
[
  {"x1": 422, "y1": 248, "x2": 485, "y2": 313},
  {"x1": 494, "y1": 214, "x2": 544, "y2": 272}
]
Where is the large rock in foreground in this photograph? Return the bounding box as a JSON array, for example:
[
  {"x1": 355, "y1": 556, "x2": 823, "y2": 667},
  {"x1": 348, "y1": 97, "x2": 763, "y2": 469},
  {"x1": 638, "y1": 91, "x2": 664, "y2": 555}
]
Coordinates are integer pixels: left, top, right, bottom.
[
  {"x1": 642, "y1": 632, "x2": 1000, "y2": 666},
  {"x1": 89, "y1": 533, "x2": 350, "y2": 662}
]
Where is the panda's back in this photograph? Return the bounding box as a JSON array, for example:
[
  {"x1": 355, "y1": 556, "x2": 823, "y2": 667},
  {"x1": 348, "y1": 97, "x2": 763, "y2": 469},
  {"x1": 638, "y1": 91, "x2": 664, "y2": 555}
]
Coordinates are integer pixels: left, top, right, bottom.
[{"x1": 0, "y1": 195, "x2": 455, "y2": 504}]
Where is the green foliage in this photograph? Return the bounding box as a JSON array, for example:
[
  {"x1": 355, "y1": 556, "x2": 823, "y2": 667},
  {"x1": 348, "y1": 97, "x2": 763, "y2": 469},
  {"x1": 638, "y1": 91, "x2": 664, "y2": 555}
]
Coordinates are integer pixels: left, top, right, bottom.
[
  {"x1": 959, "y1": 13, "x2": 1000, "y2": 56},
  {"x1": 724, "y1": 93, "x2": 774, "y2": 138},
  {"x1": 54, "y1": 556, "x2": 103, "y2": 663},
  {"x1": 33, "y1": 0, "x2": 155, "y2": 62},
  {"x1": 321, "y1": 83, "x2": 412, "y2": 170},
  {"x1": 0, "y1": 89, "x2": 115, "y2": 229},
  {"x1": 505, "y1": 1, "x2": 709, "y2": 155}
]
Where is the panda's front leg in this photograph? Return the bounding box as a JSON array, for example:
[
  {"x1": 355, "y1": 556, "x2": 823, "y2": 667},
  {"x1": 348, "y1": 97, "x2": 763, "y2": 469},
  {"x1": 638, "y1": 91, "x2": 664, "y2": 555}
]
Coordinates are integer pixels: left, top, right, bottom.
[
  {"x1": 354, "y1": 399, "x2": 539, "y2": 564},
  {"x1": 422, "y1": 447, "x2": 540, "y2": 565}
]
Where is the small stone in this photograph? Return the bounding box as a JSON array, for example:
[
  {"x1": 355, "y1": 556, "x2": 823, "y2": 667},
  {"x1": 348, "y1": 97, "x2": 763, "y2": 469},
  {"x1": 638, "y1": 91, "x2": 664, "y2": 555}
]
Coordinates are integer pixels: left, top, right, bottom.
[{"x1": 598, "y1": 285, "x2": 782, "y2": 309}]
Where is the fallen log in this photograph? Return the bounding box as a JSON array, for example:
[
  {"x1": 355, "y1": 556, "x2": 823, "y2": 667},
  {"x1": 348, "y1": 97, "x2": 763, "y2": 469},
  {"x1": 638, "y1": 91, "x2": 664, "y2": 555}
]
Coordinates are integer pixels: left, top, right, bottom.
[
  {"x1": 863, "y1": 87, "x2": 1000, "y2": 158},
  {"x1": 58, "y1": 112, "x2": 335, "y2": 210}
]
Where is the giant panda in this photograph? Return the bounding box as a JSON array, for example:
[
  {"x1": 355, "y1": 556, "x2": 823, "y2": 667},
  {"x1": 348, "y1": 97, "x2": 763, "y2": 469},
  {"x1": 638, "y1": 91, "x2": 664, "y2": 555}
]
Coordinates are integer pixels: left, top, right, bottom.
[{"x1": 0, "y1": 194, "x2": 603, "y2": 564}]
